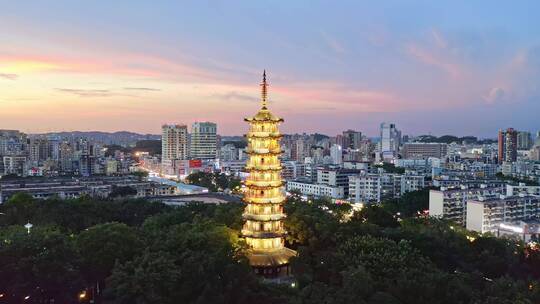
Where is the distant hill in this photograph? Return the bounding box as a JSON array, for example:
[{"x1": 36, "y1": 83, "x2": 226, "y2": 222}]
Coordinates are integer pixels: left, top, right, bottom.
[
  {"x1": 34, "y1": 131, "x2": 161, "y2": 146},
  {"x1": 105, "y1": 139, "x2": 162, "y2": 156},
  {"x1": 313, "y1": 133, "x2": 330, "y2": 141},
  {"x1": 414, "y1": 135, "x2": 496, "y2": 144}
]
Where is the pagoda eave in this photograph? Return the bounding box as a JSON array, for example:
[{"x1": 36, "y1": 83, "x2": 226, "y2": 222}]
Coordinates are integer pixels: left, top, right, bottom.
[
  {"x1": 246, "y1": 150, "x2": 283, "y2": 155},
  {"x1": 243, "y1": 183, "x2": 284, "y2": 188},
  {"x1": 246, "y1": 247, "x2": 297, "y2": 268}
]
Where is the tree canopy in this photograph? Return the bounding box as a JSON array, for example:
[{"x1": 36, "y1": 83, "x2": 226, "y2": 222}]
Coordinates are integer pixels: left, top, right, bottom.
[
  {"x1": 0, "y1": 191, "x2": 539, "y2": 303},
  {"x1": 185, "y1": 171, "x2": 242, "y2": 192}
]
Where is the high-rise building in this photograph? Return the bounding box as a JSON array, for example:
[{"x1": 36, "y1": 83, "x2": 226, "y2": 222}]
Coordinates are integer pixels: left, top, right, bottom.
[
  {"x1": 330, "y1": 144, "x2": 343, "y2": 165},
  {"x1": 161, "y1": 124, "x2": 189, "y2": 163},
  {"x1": 342, "y1": 130, "x2": 362, "y2": 149},
  {"x1": 190, "y1": 122, "x2": 217, "y2": 160},
  {"x1": 292, "y1": 138, "x2": 308, "y2": 162},
  {"x1": 498, "y1": 128, "x2": 518, "y2": 164},
  {"x1": 517, "y1": 131, "x2": 533, "y2": 150},
  {"x1": 242, "y1": 71, "x2": 295, "y2": 277},
  {"x1": 335, "y1": 134, "x2": 346, "y2": 148},
  {"x1": 380, "y1": 122, "x2": 401, "y2": 162}
]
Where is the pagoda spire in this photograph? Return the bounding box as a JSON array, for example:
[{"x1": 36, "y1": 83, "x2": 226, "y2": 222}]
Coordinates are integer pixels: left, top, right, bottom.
[{"x1": 261, "y1": 70, "x2": 268, "y2": 109}]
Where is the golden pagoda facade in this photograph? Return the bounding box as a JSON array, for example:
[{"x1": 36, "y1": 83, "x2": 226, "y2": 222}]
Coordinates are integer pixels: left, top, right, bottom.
[{"x1": 242, "y1": 71, "x2": 296, "y2": 277}]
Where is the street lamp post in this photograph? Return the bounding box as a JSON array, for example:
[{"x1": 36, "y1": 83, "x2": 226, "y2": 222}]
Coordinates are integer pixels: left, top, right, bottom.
[{"x1": 24, "y1": 222, "x2": 33, "y2": 234}]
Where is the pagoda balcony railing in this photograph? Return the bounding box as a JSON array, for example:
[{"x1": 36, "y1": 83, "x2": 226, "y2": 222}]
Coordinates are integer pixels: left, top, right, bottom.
[
  {"x1": 242, "y1": 213, "x2": 286, "y2": 221},
  {"x1": 245, "y1": 164, "x2": 282, "y2": 171},
  {"x1": 245, "y1": 180, "x2": 283, "y2": 187},
  {"x1": 247, "y1": 132, "x2": 282, "y2": 138},
  {"x1": 244, "y1": 196, "x2": 286, "y2": 204},
  {"x1": 246, "y1": 148, "x2": 282, "y2": 155},
  {"x1": 241, "y1": 229, "x2": 286, "y2": 238}
]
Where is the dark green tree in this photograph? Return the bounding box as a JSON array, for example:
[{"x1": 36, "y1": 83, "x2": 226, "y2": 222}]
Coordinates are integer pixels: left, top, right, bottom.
[
  {"x1": 0, "y1": 226, "x2": 84, "y2": 303},
  {"x1": 109, "y1": 185, "x2": 138, "y2": 198},
  {"x1": 77, "y1": 222, "x2": 142, "y2": 299}
]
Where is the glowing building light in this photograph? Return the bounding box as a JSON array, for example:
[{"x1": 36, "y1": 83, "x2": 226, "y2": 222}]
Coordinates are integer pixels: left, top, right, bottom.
[{"x1": 242, "y1": 71, "x2": 296, "y2": 277}]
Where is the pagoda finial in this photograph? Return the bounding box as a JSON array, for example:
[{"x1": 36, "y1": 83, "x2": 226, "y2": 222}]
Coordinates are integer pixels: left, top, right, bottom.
[{"x1": 261, "y1": 70, "x2": 268, "y2": 109}]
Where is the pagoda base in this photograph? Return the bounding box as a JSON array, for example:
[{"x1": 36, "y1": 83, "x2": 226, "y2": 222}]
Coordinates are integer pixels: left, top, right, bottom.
[{"x1": 247, "y1": 247, "x2": 297, "y2": 278}]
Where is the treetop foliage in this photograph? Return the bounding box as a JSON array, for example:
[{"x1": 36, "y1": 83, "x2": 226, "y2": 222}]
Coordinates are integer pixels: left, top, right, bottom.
[{"x1": 0, "y1": 190, "x2": 539, "y2": 303}]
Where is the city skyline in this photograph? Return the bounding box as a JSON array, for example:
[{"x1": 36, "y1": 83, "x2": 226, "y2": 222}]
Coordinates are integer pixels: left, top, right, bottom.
[{"x1": 1, "y1": 1, "x2": 539, "y2": 136}]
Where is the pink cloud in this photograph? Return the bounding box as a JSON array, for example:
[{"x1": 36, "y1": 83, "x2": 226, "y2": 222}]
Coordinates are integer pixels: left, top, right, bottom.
[
  {"x1": 272, "y1": 81, "x2": 402, "y2": 112},
  {"x1": 0, "y1": 51, "x2": 216, "y2": 81},
  {"x1": 406, "y1": 44, "x2": 462, "y2": 79}
]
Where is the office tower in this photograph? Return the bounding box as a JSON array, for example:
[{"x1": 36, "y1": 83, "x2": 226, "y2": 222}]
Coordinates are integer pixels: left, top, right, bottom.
[
  {"x1": 190, "y1": 122, "x2": 217, "y2": 160},
  {"x1": 161, "y1": 124, "x2": 189, "y2": 163},
  {"x1": 47, "y1": 135, "x2": 61, "y2": 161},
  {"x1": 335, "y1": 134, "x2": 346, "y2": 148},
  {"x1": 498, "y1": 128, "x2": 518, "y2": 163},
  {"x1": 59, "y1": 141, "x2": 75, "y2": 173},
  {"x1": 380, "y1": 122, "x2": 401, "y2": 161},
  {"x1": 242, "y1": 71, "x2": 295, "y2": 277},
  {"x1": 330, "y1": 144, "x2": 343, "y2": 165},
  {"x1": 342, "y1": 130, "x2": 362, "y2": 149},
  {"x1": 517, "y1": 131, "x2": 532, "y2": 150}
]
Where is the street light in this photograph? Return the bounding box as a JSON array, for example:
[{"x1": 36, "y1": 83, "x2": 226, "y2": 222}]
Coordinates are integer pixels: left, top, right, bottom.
[
  {"x1": 79, "y1": 290, "x2": 87, "y2": 300},
  {"x1": 24, "y1": 222, "x2": 33, "y2": 234}
]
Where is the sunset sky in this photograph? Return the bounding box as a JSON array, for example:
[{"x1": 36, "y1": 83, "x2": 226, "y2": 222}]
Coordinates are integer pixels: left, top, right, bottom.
[{"x1": 1, "y1": 1, "x2": 539, "y2": 137}]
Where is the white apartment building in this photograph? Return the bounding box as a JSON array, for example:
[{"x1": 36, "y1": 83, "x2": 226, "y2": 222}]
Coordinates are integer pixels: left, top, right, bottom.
[
  {"x1": 286, "y1": 180, "x2": 344, "y2": 199},
  {"x1": 349, "y1": 174, "x2": 394, "y2": 203},
  {"x1": 349, "y1": 173, "x2": 425, "y2": 203},
  {"x1": 496, "y1": 220, "x2": 540, "y2": 242},
  {"x1": 190, "y1": 122, "x2": 217, "y2": 160},
  {"x1": 466, "y1": 195, "x2": 540, "y2": 234},
  {"x1": 317, "y1": 168, "x2": 360, "y2": 197},
  {"x1": 220, "y1": 144, "x2": 238, "y2": 161},
  {"x1": 429, "y1": 186, "x2": 505, "y2": 225},
  {"x1": 281, "y1": 161, "x2": 306, "y2": 181},
  {"x1": 506, "y1": 183, "x2": 540, "y2": 197},
  {"x1": 399, "y1": 175, "x2": 425, "y2": 195},
  {"x1": 2, "y1": 156, "x2": 27, "y2": 176},
  {"x1": 161, "y1": 124, "x2": 189, "y2": 163}
]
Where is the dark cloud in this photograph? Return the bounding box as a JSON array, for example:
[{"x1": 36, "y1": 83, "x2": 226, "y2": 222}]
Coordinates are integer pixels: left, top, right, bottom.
[
  {"x1": 123, "y1": 87, "x2": 161, "y2": 91},
  {"x1": 55, "y1": 88, "x2": 113, "y2": 97},
  {"x1": 0, "y1": 73, "x2": 18, "y2": 80},
  {"x1": 212, "y1": 91, "x2": 258, "y2": 103}
]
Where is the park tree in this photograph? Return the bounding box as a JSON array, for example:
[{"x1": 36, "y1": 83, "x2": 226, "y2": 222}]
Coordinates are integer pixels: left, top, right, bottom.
[
  {"x1": 109, "y1": 185, "x2": 138, "y2": 198},
  {"x1": 77, "y1": 222, "x2": 142, "y2": 298},
  {"x1": 0, "y1": 226, "x2": 84, "y2": 303}
]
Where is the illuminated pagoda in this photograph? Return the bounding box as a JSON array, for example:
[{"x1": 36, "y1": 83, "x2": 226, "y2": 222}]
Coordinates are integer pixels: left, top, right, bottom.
[{"x1": 242, "y1": 71, "x2": 296, "y2": 277}]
